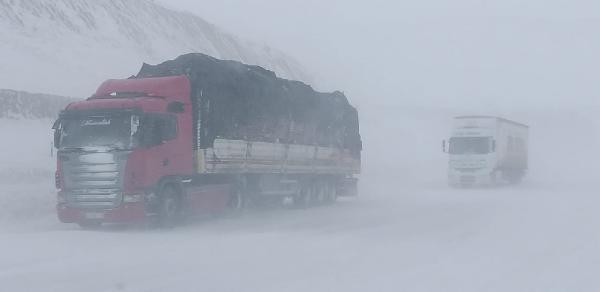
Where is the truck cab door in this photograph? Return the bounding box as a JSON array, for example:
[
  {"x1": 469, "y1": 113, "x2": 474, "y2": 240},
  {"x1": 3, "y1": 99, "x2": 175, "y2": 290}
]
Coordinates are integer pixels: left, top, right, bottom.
[{"x1": 139, "y1": 114, "x2": 179, "y2": 183}]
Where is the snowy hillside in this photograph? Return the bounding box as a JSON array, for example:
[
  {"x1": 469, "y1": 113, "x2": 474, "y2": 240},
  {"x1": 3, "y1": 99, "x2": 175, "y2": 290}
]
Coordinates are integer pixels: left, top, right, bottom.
[
  {"x1": 0, "y1": 89, "x2": 75, "y2": 119},
  {"x1": 0, "y1": 0, "x2": 310, "y2": 97}
]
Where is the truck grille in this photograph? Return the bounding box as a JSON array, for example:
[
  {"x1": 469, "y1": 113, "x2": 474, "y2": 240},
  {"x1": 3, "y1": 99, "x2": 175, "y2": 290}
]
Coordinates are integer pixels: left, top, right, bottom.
[
  {"x1": 68, "y1": 189, "x2": 123, "y2": 208},
  {"x1": 460, "y1": 175, "x2": 476, "y2": 184},
  {"x1": 60, "y1": 151, "x2": 130, "y2": 208}
]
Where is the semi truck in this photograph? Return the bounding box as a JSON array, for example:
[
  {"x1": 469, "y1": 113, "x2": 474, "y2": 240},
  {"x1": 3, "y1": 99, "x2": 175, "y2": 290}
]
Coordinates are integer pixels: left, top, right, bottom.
[
  {"x1": 443, "y1": 116, "x2": 528, "y2": 187},
  {"x1": 52, "y1": 53, "x2": 362, "y2": 227}
]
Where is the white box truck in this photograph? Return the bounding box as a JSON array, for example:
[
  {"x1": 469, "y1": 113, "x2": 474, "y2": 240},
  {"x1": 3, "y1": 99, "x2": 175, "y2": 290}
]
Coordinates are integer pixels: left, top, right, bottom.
[{"x1": 443, "y1": 116, "x2": 529, "y2": 187}]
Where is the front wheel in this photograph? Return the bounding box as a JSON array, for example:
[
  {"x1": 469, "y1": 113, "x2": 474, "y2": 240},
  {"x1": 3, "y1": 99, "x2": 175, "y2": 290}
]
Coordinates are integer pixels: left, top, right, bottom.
[{"x1": 156, "y1": 186, "x2": 181, "y2": 228}]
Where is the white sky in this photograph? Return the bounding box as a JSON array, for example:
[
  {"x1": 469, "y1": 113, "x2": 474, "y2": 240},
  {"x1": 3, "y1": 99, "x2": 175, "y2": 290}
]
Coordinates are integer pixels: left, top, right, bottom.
[{"x1": 159, "y1": 0, "x2": 600, "y2": 111}]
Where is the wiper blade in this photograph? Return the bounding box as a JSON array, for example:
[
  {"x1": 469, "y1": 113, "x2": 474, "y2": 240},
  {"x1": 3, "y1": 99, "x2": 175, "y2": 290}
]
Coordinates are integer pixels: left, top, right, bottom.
[
  {"x1": 61, "y1": 146, "x2": 86, "y2": 151},
  {"x1": 61, "y1": 146, "x2": 125, "y2": 152}
]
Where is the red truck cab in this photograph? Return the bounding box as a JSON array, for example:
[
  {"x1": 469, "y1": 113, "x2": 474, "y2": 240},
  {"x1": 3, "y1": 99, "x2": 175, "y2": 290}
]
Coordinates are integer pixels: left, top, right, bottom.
[{"x1": 54, "y1": 76, "x2": 226, "y2": 227}]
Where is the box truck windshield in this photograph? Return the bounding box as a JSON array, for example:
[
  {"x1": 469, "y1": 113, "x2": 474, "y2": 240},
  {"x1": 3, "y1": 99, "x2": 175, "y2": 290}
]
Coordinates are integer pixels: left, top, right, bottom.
[{"x1": 449, "y1": 137, "x2": 491, "y2": 155}]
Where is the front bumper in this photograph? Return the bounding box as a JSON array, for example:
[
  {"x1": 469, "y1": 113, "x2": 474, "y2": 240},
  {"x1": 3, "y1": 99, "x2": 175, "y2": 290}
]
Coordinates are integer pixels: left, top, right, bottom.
[
  {"x1": 57, "y1": 202, "x2": 146, "y2": 223},
  {"x1": 448, "y1": 168, "x2": 494, "y2": 187}
]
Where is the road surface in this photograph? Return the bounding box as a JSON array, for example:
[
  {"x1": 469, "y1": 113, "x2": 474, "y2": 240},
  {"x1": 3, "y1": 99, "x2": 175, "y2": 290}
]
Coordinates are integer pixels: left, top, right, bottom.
[{"x1": 2, "y1": 175, "x2": 599, "y2": 292}]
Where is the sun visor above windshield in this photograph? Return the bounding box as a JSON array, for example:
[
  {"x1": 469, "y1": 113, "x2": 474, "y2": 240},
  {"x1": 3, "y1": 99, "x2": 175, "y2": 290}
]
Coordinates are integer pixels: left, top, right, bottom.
[{"x1": 94, "y1": 75, "x2": 191, "y2": 104}]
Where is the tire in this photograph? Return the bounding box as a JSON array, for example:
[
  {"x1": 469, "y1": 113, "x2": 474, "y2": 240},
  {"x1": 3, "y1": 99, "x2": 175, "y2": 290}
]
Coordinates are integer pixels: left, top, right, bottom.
[
  {"x1": 503, "y1": 170, "x2": 524, "y2": 185},
  {"x1": 324, "y1": 182, "x2": 338, "y2": 205},
  {"x1": 227, "y1": 186, "x2": 246, "y2": 215},
  {"x1": 309, "y1": 183, "x2": 321, "y2": 206},
  {"x1": 157, "y1": 185, "x2": 181, "y2": 228},
  {"x1": 293, "y1": 183, "x2": 312, "y2": 208},
  {"x1": 508, "y1": 175, "x2": 523, "y2": 185},
  {"x1": 78, "y1": 221, "x2": 101, "y2": 229},
  {"x1": 489, "y1": 171, "x2": 499, "y2": 187},
  {"x1": 315, "y1": 182, "x2": 327, "y2": 205}
]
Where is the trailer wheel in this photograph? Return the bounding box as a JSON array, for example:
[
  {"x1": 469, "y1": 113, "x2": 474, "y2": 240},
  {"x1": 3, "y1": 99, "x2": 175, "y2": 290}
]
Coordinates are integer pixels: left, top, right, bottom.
[
  {"x1": 293, "y1": 183, "x2": 312, "y2": 208},
  {"x1": 324, "y1": 182, "x2": 338, "y2": 204},
  {"x1": 157, "y1": 185, "x2": 181, "y2": 228},
  {"x1": 228, "y1": 186, "x2": 246, "y2": 214},
  {"x1": 315, "y1": 182, "x2": 328, "y2": 205}
]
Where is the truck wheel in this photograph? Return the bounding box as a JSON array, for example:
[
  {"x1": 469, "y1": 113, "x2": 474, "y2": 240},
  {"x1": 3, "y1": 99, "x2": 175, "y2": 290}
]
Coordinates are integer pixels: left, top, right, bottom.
[
  {"x1": 490, "y1": 171, "x2": 498, "y2": 186},
  {"x1": 293, "y1": 183, "x2": 312, "y2": 208},
  {"x1": 508, "y1": 175, "x2": 523, "y2": 185},
  {"x1": 309, "y1": 183, "x2": 321, "y2": 206},
  {"x1": 504, "y1": 170, "x2": 523, "y2": 185},
  {"x1": 324, "y1": 182, "x2": 338, "y2": 204},
  {"x1": 228, "y1": 186, "x2": 246, "y2": 214},
  {"x1": 78, "y1": 221, "x2": 101, "y2": 229},
  {"x1": 315, "y1": 183, "x2": 327, "y2": 205},
  {"x1": 157, "y1": 186, "x2": 181, "y2": 228}
]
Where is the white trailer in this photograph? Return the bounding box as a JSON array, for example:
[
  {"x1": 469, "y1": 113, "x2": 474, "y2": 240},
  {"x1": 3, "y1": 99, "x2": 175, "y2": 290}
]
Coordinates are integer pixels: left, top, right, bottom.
[{"x1": 444, "y1": 116, "x2": 529, "y2": 187}]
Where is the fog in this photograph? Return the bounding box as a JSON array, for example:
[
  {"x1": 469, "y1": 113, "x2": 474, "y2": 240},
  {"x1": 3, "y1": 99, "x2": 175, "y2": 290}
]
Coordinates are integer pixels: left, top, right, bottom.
[
  {"x1": 2, "y1": 0, "x2": 600, "y2": 291},
  {"x1": 168, "y1": 0, "x2": 600, "y2": 107},
  {"x1": 164, "y1": 0, "x2": 600, "y2": 186}
]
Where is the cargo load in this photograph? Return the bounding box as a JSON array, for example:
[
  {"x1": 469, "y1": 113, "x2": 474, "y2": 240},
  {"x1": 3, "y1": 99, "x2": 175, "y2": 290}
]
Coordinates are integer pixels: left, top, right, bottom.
[{"x1": 136, "y1": 53, "x2": 362, "y2": 158}]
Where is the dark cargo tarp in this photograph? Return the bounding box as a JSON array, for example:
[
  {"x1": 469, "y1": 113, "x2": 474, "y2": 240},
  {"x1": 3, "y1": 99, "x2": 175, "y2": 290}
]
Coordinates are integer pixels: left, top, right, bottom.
[{"x1": 136, "y1": 53, "x2": 361, "y2": 158}]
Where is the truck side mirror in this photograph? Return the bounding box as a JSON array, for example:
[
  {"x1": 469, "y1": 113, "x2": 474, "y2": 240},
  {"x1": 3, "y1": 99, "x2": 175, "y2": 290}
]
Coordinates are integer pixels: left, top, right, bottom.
[
  {"x1": 52, "y1": 119, "x2": 61, "y2": 148},
  {"x1": 442, "y1": 140, "x2": 447, "y2": 153},
  {"x1": 53, "y1": 130, "x2": 61, "y2": 148}
]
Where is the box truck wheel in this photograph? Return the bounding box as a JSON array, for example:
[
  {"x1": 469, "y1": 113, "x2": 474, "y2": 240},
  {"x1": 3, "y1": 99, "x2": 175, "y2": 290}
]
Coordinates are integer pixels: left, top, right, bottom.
[
  {"x1": 508, "y1": 171, "x2": 523, "y2": 184},
  {"x1": 490, "y1": 171, "x2": 499, "y2": 186},
  {"x1": 503, "y1": 170, "x2": 524, "y2": 185},
  {"x1": 157, "y1": 185, "x2": 182, "y2": 228},
  {"x1": 78, "y1": 221, "x2": 102, "y2": 229}
]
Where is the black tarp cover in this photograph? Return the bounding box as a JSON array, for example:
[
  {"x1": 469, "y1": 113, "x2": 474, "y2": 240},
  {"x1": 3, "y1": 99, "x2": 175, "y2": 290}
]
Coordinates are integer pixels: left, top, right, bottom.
[{"x1": 136, "y1": 53, "x2": 361, "y2": 157}]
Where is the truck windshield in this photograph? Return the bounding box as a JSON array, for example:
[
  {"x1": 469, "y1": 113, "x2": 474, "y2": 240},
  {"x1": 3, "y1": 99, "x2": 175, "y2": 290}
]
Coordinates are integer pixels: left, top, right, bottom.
[
  {"x1": 449, "y1": 137, "x2": 490, "y2": 155},
  {"x1": 59, "y1": 114, "x2": 139, "y2": 150}
]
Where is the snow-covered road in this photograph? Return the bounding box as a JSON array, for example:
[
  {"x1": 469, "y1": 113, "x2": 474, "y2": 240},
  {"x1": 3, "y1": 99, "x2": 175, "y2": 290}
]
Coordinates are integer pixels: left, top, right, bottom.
[
  {"x1": 3, "y1": 112, "x2": 600, "y2": 291},
  {"x1": 2, "y1": 177, "x2": 600, "y2": 292}
]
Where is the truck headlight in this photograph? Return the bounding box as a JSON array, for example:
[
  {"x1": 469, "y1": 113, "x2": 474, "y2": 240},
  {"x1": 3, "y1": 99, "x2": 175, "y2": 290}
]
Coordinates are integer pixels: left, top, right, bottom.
[{"x1": 123, "y1": 193, "x2": 144, "y2": 203}]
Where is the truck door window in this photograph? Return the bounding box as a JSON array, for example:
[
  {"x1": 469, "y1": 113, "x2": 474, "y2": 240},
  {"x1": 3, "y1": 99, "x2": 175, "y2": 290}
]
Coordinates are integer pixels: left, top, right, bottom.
[{"x1": 141, "y1": 114, "x2": 177, "y2": 147}]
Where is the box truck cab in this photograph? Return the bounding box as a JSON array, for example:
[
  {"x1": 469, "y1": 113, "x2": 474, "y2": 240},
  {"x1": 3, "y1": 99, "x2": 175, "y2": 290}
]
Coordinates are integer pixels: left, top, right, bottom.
[{"x1": 443, "y1": 116, "x2": 529, "y2": 187}]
